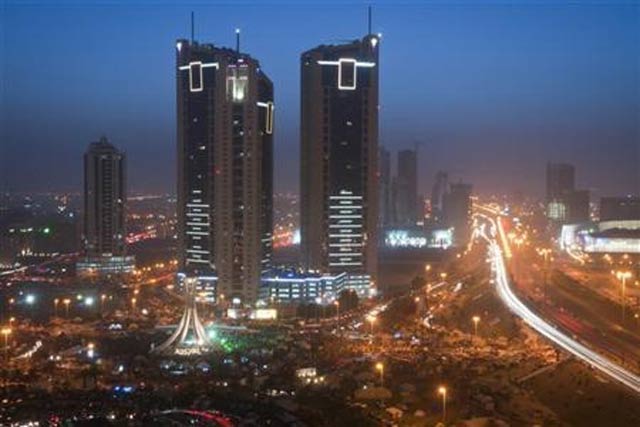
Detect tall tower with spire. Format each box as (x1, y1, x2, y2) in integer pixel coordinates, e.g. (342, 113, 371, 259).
(175, 33, 274, 306)
(299, 26, 380, 297)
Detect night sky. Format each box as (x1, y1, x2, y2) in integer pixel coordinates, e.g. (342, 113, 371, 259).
(2, 1, 638, 199)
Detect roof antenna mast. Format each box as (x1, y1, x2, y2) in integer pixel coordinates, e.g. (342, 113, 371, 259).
(236, 28, 241, 53)
(368, 5, 372, 35)
(191, 11, 195, 43)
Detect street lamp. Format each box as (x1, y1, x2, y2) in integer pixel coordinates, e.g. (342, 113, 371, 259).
(440, 272, 447, 281)
(54, 298, 60, 317)
(334, 301, 340, 321)
(87, 342, 95, 359)
(616, 271, 632, 322)
(131, 297, 137, 313)
(438, 386, 447, 423)
(63, 298, 71, 318)
(100, 294, 107, 312)
(425, 264, 431, 272)
(538, 248, 551, 297)
(375, 362, 384, 387)
(1, 328, 12, 361)
(367, 315, 377, 337)
(472, 315, 480, 336)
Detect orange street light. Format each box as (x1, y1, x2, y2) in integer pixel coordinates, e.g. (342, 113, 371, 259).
(438, 386, 447, 423)
(375, 362, 384, 387)
(366, 315, 377, 336)
(472, 315, 481, 336)
(63, 298, 71, 317)
(2, 327, 12, 360)
(616, 271, 632, 322)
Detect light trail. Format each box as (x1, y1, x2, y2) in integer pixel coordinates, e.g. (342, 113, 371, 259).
(479, 221, 640, 393)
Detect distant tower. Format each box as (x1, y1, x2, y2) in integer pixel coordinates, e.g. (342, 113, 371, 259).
(300, 33, 380, 296)
(545, 163, 588, 223)
(176, 37, 274, 305)
(443, 182, 472, 246)
(379, 146, 391, 227)
(77, 137, 134, 275)
(546, 163, 575, 201)
(430, 171, 449, 224)
(395, 149, 418, 226)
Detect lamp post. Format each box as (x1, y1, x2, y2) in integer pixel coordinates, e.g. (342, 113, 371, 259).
(367, 315, 376, 344)
(616, 271, 632, 322)
(375, 362, 384, 388)
(131, 297, 137, 313)
(2, 328, 12, 361)
(472, 315, 480, 337)
(54, 298, 59, 317)
(100, 294, 107, 312)
(63, 298, 71, 318)
(438, 386, 447, 423)
(539, 248, 551, 298)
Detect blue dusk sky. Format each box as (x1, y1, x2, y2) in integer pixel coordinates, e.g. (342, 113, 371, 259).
(1, 0, 638, 198)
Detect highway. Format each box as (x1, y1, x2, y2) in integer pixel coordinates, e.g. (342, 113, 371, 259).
(478, 215, 640, 394)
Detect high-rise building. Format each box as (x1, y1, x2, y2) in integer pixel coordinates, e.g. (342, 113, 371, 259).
(430, 171, 448, 224)
(77, 137, 134, 275)
(379, 146, 391, 227)
(545, 163, 590, 224)
(395, 149, 418, 226)
(442, 182, 472, 246)
(300, 33, 380, 296)
(546, 163, 575, 200)
(176, 38, 274, 305)
(565, 189, 590, 223)
(600, 196, 640, 221)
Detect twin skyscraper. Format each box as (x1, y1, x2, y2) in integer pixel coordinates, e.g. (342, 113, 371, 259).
(176, 31, 380, 307)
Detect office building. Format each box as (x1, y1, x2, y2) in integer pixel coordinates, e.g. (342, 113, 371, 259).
(565, 189, 590, 223)
(176, 37, 274, 306)
(300, 33, 380, 293)
(546, 163, 575, 200)
(442, 182, 472, 246)
(259, 269, 349, 305)
(545, 162, 590, 224)
(430, 171, 448, 224)
(77, 137, 134, 275)
(395, 149, 418, 226)
(600, 196, 640, 221)
(379, 146, 391, 227)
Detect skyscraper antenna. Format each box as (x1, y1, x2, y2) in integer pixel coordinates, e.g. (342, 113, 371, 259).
(236, 28, 241, 53)
(191, 11, 195, 43)
(368, 5, 372, 35)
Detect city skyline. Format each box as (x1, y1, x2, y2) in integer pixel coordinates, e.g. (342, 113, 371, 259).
(2, 3, 640, 424)
(2, 2, 638, 198)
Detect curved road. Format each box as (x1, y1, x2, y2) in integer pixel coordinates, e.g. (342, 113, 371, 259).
(478, 215, 640, 394)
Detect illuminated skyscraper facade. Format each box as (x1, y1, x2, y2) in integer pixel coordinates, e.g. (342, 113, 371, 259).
(176, 39, 274, 305)
(300, 34, 380, 295)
